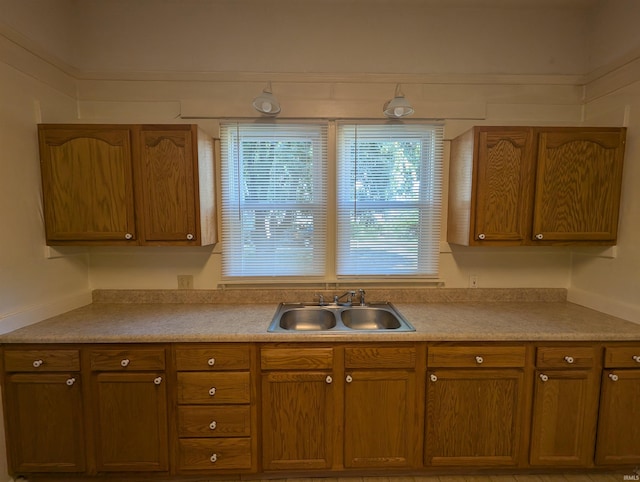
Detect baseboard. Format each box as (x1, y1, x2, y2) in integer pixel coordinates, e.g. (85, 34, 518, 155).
(567, 287, 640, 325)
(0, 291, 92, 335)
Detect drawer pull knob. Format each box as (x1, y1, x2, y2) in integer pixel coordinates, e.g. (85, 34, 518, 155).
(209, 421, 217, 430)
(564, 356, 574, 364)
(539, 373, 549, 382)
(345, 375, 353, 383)
(66, 377, 76, 386)
(153, 377, 162, 385)
(478, 233, 486, 240)
(633, 355, 640, 363)
(120, 359, 130, 367)
(209, 387, 216, 396)
(207, 358, 216, 366)
(475, 356, 484, 364)
(32, 359, 43, 368)
(210, 453, 218, 463)
(609, 373, 619, 382)
(535, 233, 544, 240)
(186, 233, 194, 240)
(125, 233, 133, 240)
(430, 374, 438, 382)
(325, 375, 333, 384)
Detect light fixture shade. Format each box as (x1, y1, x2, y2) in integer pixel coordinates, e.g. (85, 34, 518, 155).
(253, 82, 281, 115)
(383, 84, 414, 118)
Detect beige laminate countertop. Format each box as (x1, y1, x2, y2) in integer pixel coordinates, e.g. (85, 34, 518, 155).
(2, 300, 640, 343)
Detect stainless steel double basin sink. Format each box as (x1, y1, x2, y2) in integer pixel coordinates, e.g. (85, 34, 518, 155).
(267, 302, 415, 333)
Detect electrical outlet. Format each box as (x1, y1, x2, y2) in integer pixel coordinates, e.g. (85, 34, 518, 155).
(177, 275, 194, 289)
(469, 275, 479, 288)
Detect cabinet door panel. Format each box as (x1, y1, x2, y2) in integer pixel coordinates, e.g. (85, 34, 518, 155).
(533, 128, 625, 242)
(261, 371, 334, 470)
(38, 125, 136, 242)
(344, 370, 417, 468)
(425, 369, 524, 467)
(474, 128, 534, 243)
(92, 372, 168, 472)
(596, 370, 640, 465)
(5, 373, 85, 473)
(530, 370, 598, 466)
(137, 126, 198, 243)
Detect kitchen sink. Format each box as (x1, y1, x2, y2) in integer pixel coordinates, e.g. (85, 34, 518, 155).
(267, 302, 415, 333)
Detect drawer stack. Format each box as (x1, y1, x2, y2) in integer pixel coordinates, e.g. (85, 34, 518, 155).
(175, 344, 254, 472)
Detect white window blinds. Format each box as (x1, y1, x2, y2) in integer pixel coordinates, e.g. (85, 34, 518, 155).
(220, 123, 328, 278)
(336, 123, 443, 277)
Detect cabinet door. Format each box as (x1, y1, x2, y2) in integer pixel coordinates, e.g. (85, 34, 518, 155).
(91, 372, 168, 472)
(530, 370, 599, 466)
(4, 373, 85, 473)
(596, 370, 640, 465)
(425, 369, 524, 467)
(38, 125, 136, 243)
(343, 369, 417, 468)
(261, 371, 335, 471)
(533, 128, 625, 242)
(136, 126, 199, 243)
(473, 128, 535, 244)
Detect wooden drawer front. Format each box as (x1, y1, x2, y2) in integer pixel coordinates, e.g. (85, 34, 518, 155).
(428, 345, 526, 368)
(261, 347, 333, 370)
(345, 346, 416, 369)
(178, 438, 252, 470)
(175, 345, 250, 371)
(536, 346, 596, 368)
(178, 406, 251, 438)
(604, 346, 640, 368)
(89, 348, 165, 371)
(4, 349, 80, 372)
(178, 372, 250, 404)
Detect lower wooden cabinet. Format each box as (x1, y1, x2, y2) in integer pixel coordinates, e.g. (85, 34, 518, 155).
(529, 346, 600, 466)
(425, 345, 526, 467)
(89, 348, 169, 472)
(2, 348, 85, 473)
(3, 340, 640, 480)
(595, 345, 640, 465)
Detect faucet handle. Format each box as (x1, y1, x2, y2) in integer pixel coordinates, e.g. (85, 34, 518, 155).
(314, 293, 325, 305)
(358, 289, 366, 306)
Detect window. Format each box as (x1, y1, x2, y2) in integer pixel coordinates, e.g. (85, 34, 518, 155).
(337, 124, 443, 278)
(220, 123, 327, 278)
(220, 121, 443, 282)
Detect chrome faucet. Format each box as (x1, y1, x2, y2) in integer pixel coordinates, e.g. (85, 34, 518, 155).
(333, 290, 356, 305)
(358, 288, 366, 306)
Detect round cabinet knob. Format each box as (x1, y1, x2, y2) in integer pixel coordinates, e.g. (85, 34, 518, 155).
(475, 356, 484, 364)
(609, 373, 619, 382)
(186, 233, 194, 240)
(32, 359, 43, 368)
(66, 377, 76, 386)
(535, 233, 544, 240)
(539, 374, 549, 382)
(120, 359, 130, 367)
(564, 356, 575, 364)
(207, 358, 216, 366)
(477, 233, 486, 240)
(430, 374, 438, 382)
(209, 421, 217, 431)
(325, 376, 333, 384)
(153, 377, 162, 385)
(209, 387, 216, 396)
(210, 454, 218, 463)
(125, 233, 133, 240)
(632, 355, 640, 363)
(345, 375, 353, 383)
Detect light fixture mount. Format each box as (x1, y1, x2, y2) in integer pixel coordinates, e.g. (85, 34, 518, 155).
(252, 81, 281, 116)
(383, 83, 414, 118)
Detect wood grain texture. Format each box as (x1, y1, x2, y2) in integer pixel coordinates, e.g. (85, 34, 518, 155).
(4, 349, 80, 372)
(177, 372, 251, 404)
(535, 346, 597, 368)
(177, 437, 252, 470)
(603, 345, 640, 368)
(177, 405, 251, 437)
(89, 348, 165, 371)
(529, 369, 599, 466)
(175, 344, 251, 371)
(261, 347, 334, 370)
(425, 368, 524, 466)
(428, 345, 526, 368)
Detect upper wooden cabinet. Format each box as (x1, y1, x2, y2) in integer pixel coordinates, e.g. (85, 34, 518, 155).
(38, 124, 217, 246)
(447, 126, 626, 246)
